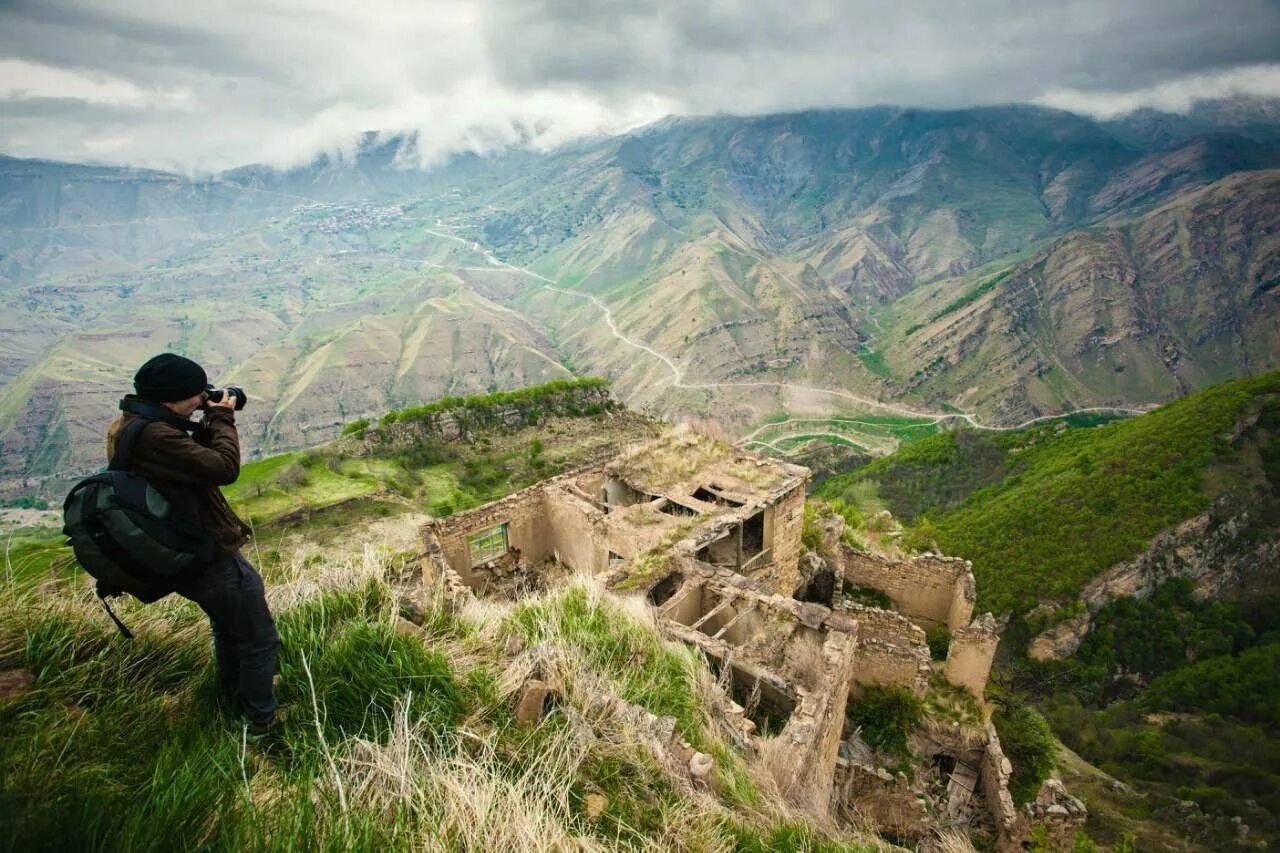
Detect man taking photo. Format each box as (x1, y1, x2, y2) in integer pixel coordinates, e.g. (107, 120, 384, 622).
(105, 353, 280, 736)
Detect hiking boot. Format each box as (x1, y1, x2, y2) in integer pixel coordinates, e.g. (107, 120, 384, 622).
(245, 714, 279, 744)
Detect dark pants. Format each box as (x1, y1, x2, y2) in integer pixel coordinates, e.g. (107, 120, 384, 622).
(177, 551, 280, 723)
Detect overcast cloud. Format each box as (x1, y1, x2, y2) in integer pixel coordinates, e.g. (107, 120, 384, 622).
(1, 0, 1279, 172)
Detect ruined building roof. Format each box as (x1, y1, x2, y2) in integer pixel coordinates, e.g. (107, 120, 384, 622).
(607, 425, 806, 501)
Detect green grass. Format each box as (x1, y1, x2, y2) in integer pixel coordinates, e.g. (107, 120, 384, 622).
(3, 533, 75, 590)
(225, 380, 637, 528)
(0, 579, 476, 851)
(855, 346, 892, 379)
(0, 560, 878, 851)
(749, 413, 944, 459)
(375, 377, 608, 427)
(821, 372, 1280, 614)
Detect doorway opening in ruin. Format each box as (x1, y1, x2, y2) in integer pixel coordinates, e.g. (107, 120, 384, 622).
(932, 753, 957, 786)
(741, 510, 767, 568)
(793, 564, 837, 606)
(647, 572, 683, 607)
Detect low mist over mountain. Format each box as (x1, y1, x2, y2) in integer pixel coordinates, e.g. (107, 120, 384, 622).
(2, 99, 1279, 492)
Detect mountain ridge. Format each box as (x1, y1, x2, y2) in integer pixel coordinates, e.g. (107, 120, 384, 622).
(2, 100, 1279, 493)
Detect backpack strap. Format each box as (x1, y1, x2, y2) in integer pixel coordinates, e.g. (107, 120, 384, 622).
(109, 416, 154, 472)
(96, 586, 135, 640)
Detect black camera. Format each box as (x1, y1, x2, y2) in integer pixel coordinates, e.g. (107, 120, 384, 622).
(204, 384, 248, 411)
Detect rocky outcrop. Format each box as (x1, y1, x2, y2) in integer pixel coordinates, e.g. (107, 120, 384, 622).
(1030, 503, 1280, 660)
(343, 385, 618, 455)
(1081, 508, 1279, 610)
(1027, 611, 1091, 662)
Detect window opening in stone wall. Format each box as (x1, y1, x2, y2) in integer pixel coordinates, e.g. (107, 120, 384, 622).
(709, 659, 796, 737)
(468, 523, 508, 566)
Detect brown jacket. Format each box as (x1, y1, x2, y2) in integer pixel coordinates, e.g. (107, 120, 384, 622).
(106, 398, 252, 554)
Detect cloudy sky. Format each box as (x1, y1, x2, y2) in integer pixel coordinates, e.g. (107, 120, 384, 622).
(2, 0, 1280, 172)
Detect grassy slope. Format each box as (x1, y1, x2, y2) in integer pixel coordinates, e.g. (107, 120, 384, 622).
(1, 566, 869, 851)
(226, 379, 643, 529)
(0, 388, 871, 851)
(818, 371, 1280, 614)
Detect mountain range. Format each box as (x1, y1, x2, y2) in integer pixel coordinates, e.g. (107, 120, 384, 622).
(2, 98, 1279, 494)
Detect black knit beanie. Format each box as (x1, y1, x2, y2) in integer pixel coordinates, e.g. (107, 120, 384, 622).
(133, 353, 208, 402)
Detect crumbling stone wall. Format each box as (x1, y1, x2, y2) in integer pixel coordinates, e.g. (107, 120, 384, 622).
(839, 546, 976, 630)
(838, 603, 926, 650)
(850, 637, 931, 697)
(424, 465, 610, 588)
(427, 482, 552, 587)
(980, 722, 1021, 848)
(765, 629, 860, 813)
(766, 485, 807, 595)
(835, 760, 930, 840)
(945, 614, 1001, 699)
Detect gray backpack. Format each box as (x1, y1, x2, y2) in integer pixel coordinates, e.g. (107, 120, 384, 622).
(62, 416, 217, 637)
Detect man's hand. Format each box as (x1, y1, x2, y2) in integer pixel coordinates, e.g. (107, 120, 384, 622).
(206, 390, 236, 411)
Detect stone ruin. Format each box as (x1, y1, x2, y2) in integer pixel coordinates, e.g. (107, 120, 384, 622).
(420, 429, 1083, 849)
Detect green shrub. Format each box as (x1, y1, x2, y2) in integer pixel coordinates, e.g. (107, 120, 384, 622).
(926, 625, 951, 661)
(341, 417, 371, 436)
(994, 700, 1058, 805)
(379, 377, 608, 427)
(1142, 644, 1280, 726)
(848, 685, 923, 771)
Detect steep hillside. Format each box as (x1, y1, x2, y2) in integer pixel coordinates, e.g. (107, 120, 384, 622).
(817, 372, 1280, 849)
(0, 381, 887, 852)
(873, 171, 1280, 423)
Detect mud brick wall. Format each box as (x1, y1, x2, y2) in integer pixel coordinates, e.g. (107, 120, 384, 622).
(840, 547, 976, 630)
(945, 615, 1000, 698)
(544, 486, 609, 573)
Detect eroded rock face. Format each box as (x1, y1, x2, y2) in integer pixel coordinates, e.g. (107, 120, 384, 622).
(1027, 611, 1091, 662)
(1082, 508, 1278, 608)
(1030, 504, 1280, 660)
